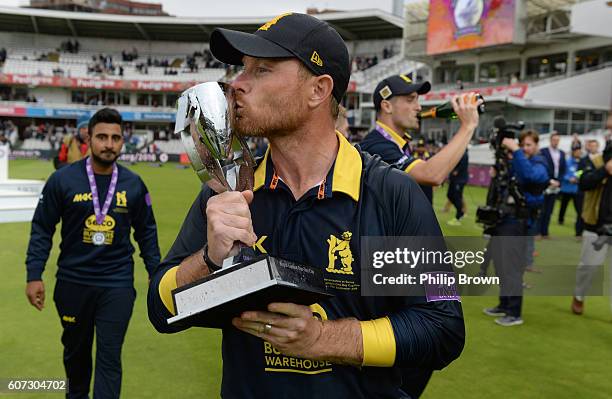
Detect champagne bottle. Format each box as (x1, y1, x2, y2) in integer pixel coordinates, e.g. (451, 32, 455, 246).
(418, 94, 485, 120)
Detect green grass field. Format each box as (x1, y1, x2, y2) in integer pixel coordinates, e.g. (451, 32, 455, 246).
(1, 159, 611, 398)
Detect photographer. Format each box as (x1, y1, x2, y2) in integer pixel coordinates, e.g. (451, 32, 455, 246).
(482, 130, 549, 326)
(571, 135, 612, 316)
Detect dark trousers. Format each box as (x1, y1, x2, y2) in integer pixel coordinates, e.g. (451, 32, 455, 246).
(446, 181, 466, 219)
(558, 192, 584, 236)
(490, 221, 528, 317)
(53, 280, 135, 399)
(539, 193, 557, 236)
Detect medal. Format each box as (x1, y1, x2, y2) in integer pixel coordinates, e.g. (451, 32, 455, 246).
(92, 232, 106, 246)
(85, 157, 118, 246)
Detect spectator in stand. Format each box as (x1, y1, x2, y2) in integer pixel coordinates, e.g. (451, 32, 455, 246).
(57, 116, 90, 169)
(558, 144, 584, 237)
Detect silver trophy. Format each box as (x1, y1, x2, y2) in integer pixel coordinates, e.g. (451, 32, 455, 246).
(170, 82, 330, 328)
(175, 81, 255, 192)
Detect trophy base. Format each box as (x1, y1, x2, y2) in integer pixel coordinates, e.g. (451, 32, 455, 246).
(167, 255, 331, 328)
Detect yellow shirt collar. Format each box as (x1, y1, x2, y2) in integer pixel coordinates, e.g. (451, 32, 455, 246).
(375, 121, 412, 148)
(253, 131, 362, 201)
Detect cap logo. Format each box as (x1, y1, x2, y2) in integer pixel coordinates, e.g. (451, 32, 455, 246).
(310, 51, 323, 67)
(379, 85, 392, 99)
(399, 74, 412, 83)
(258, 12, 292, 31)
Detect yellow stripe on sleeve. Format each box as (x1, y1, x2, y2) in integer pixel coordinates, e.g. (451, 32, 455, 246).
(404, 158, 424, 174)
(158, 266, 179, 315)
(360, 317, 396, 367)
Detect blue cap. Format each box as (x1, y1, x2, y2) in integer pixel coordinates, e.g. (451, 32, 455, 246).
(76, 115, 89, 130)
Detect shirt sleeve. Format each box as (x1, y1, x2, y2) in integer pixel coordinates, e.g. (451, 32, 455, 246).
(400, 156, 423, 174)
(25, 172, 63, 282)
(131, 177, 161, 278)
(147, 186, 211, 334)
(371, 167, 465, 369)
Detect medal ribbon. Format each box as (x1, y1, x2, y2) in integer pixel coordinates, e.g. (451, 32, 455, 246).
(375, 123, 411, 157)
(86, 157, 118, 225)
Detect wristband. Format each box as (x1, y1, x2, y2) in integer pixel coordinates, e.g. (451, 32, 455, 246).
(202, 243, 222, 272)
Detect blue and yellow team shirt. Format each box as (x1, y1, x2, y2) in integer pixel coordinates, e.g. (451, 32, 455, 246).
(360, 122, 434, 203)
(26, 158, 160, 287)
(148, 132, 464, 398)
(359, 121, 423, 173)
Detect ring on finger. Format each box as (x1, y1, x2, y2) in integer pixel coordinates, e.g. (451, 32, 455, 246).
(263, 323, 273, 334)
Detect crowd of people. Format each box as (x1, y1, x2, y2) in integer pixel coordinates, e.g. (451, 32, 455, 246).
(0, 119, 18, 147)
(0, 88, 38, 102)
(88, 53, 122, 76)
(530, 131, 610, 241)
(18, 121, 77, 150)
(0, 44, 228, 79)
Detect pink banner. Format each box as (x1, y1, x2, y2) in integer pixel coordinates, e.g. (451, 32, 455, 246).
(0, 73, 200, 92)
(422, 83, 528, 101)
(427, 0, 516, 55)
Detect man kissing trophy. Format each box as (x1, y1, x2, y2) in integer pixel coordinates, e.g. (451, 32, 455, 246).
(169, 82, 329, 328)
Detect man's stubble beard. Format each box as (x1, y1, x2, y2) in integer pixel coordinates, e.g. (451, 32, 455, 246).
(91, 150, 119, 166)
(233, 91, 309, 139)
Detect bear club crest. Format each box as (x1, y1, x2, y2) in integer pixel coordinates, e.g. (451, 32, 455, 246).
(326, 231, 354, 275)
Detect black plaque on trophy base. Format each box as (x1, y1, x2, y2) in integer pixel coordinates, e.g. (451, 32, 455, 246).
(167, 255, 332, 328)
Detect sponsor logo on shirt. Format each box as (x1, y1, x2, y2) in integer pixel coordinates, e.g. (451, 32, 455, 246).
(73, 190, 128, 207)
(262, 304, 332, 375)
(82, 214, 115, 245)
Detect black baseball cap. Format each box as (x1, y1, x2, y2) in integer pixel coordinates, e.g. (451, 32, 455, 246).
(210, 12, 350, 103)
(373, 75, 431, 111)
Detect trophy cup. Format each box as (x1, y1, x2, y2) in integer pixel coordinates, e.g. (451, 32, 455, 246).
(168, 82, 330, 328)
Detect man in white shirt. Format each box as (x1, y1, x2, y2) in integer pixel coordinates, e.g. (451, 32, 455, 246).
(539, 131, 566, 238)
